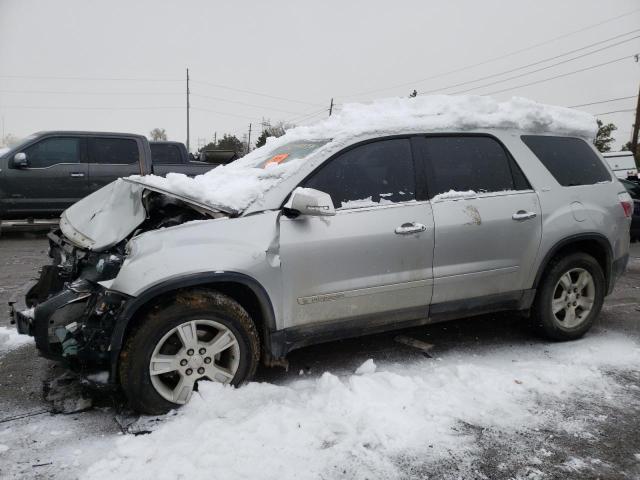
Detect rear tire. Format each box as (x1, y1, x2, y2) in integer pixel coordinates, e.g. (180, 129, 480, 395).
(119, 289, 260, 415)
(531, 252, 605, 341)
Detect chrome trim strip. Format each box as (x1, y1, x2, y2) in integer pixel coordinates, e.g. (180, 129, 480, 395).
(297, 278, 432, 305)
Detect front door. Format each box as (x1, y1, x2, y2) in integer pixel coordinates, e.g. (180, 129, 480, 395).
(279, 137, 435, 329)
(415, 135, 542, 304)
(2, 136, 88, 217)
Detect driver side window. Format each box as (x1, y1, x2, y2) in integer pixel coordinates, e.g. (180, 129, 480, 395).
(24, 137, 81, 168)
(303, 138, 415, 209)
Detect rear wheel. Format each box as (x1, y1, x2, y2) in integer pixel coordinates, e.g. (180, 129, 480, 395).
(531, 253, 605, 341)
(120, 290, 260, 414)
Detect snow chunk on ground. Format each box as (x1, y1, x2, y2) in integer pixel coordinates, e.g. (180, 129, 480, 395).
(0, 326, 32, 353)
(84, 332, 640, 480)
(129, 95, 596, 213)
(355, 359, 376, 375)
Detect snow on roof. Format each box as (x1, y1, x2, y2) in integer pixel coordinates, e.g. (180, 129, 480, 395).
(130, 95, 597, 213)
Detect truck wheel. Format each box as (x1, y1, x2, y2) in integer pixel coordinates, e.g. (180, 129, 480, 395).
(531, 252, 605, 341)
(120, 289, 260, 415)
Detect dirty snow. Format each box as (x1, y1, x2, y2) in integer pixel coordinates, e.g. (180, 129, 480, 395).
(0, 326, 31, 352)
(84, 332, 639, 480)
(128, 95, 597, 213)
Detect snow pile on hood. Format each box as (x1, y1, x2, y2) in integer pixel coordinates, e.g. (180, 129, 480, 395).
(84, 332, 639, 480)
(129, 95, 596, 213)
(0, 326, 32, 353)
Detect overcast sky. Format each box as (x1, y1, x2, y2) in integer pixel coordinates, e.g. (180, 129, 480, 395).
(0, 0, 638, 151)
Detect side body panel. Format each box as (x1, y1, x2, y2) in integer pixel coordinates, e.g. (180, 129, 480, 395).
(499, 133, 630, 290)
(430, 191, 542, 303)
(279, 201, 434, 329)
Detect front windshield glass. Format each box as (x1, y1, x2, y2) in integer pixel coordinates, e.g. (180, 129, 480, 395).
(1, 134, 39, 157)
(241, 139, 331, 169)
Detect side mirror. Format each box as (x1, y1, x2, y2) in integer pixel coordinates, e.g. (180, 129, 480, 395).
(11, 152, 28, 169)
(285, 187, 336, 217)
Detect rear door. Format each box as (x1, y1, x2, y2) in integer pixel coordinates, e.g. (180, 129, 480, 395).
(1, 136, 89, 216)
(279, 137, 435, 329)
(415, 135, 542, 305)
(88, 137, 142, 192)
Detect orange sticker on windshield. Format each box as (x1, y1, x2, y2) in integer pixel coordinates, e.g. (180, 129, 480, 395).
(264, 153, 289, 168)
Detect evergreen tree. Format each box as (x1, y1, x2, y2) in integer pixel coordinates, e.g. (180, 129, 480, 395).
(593, 120, 617, 153)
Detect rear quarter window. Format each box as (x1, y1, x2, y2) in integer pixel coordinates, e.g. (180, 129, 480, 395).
(521, 135, 611, 186)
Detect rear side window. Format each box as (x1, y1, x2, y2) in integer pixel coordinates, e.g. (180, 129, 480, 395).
(521, 136, 610, 186)
(24, 137, 81, 168)
(93, 138, 139, 165)
(151, 144, 182, 164)
(422, 136, 528, 197)
(303, 138, 415, 209)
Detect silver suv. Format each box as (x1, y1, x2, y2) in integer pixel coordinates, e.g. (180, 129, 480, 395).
(12, 110, 633, 414)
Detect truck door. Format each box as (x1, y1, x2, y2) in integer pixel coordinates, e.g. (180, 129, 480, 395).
(1, 136, 89, 217)
(88, 137, 143, 192)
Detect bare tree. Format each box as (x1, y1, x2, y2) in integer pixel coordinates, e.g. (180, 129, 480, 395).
(149, 128, 167, 141)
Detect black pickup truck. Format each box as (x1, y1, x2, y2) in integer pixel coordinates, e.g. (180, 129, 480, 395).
(0, 131, 216, 220)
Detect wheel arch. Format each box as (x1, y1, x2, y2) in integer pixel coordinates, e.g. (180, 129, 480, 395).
(108, 272, 277, 381)
(533, 233, 613, 293)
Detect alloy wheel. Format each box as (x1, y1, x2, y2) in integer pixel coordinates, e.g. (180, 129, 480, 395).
(148, 319, 241, 404)
(550, 268, 595, 329)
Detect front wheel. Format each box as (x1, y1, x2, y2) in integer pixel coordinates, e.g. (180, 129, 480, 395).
(531, 252, 605, 341)
(119, 290, 260, 415)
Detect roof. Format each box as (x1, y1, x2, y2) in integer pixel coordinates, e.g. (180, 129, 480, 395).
(32, 130, 147, 139)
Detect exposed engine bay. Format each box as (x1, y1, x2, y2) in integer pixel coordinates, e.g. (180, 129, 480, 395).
(10, 190, 227, 378)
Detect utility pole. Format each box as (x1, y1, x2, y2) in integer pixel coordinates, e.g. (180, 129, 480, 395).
(186, 68, 190, 153)
(631, 82, 640, 161)
(247, 123, 252, 154)
(329, 98, 334, 116)
(213, 132, 217, 146)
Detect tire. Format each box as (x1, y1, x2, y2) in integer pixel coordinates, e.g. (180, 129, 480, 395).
(531, 252, 605, 341)
(119, 289, 260, 415)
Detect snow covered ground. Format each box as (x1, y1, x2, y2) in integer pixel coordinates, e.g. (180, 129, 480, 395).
(0, 326, 32, 353)
(81, 332, 640, 480)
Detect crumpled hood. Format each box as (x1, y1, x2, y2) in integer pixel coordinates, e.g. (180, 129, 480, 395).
(60, 179, 147, 251)
(60, 178, 226, 251)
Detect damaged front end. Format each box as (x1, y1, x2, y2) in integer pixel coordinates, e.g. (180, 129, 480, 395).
(10, 178, 229, 381)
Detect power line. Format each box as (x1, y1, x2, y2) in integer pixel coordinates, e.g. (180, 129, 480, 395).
(593, 108, 635, 115)
(568, 96, 637, 108)
(0, 105, 182, 110)
(191, 80, 324, 107)
(420, 32, 640, 95)
(190, 106, 262, 121)
(480, 53, 639, 96)
(191, 93, 305, 116)
(0, 74, 181, 82)
(0, 89, 182, 95)
(285, 107, 328, 124)
(339, 7, 640, 99)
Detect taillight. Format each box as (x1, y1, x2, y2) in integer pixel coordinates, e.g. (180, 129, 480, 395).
(619, 192, 633, 218)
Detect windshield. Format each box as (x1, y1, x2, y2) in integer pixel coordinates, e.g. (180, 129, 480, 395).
(1, 134, 39, 157)
(241, 139, 331, 169)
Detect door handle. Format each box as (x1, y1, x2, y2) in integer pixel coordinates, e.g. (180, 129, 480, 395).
(395, 222, 427, 235)
(512, 210, 537, 221)
(69, 172, 85, 178)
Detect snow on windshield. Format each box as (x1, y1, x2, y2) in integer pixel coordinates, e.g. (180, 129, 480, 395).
(129, 95, 597, 213)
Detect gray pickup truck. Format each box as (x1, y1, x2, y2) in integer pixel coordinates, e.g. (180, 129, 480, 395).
(0, 131, 216, 220)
